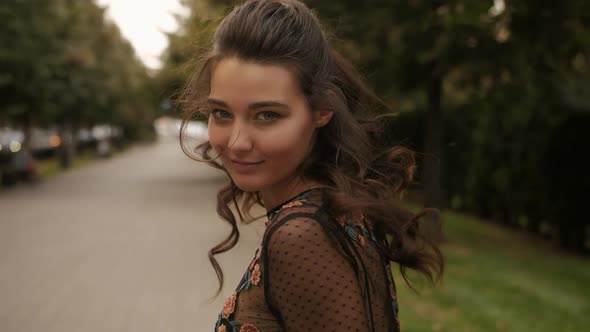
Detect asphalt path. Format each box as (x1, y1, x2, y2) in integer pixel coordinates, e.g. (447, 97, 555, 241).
(0, 138, 266, 332)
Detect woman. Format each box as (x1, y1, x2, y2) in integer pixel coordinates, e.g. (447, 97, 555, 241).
(179, 1, 444, 331)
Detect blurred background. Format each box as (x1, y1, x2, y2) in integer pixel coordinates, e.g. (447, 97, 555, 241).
(0, 0, 588, 331)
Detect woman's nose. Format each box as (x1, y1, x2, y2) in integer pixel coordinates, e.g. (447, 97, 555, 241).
(227, 124, 253, 152)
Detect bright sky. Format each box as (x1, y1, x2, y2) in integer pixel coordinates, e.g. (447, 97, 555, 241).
(96, 0, 187, 69)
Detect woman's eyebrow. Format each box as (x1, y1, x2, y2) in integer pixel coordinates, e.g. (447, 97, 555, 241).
(207, 98, 290, 110)
(248, 101, 290, 110)
(207, 98, 229, 107)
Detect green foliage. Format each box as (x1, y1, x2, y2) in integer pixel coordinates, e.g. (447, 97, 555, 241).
(156, 0, 223, 116)
(0, 0, 157, 140)
(305, 0, 590, 251)
(453, 0, 590, 251)
(160, 0, 590, 252)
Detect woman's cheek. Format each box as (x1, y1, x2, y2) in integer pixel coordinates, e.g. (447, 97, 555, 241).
(207, 116, 217, 140)
(208, 124, 226, 154)
(262, 126, 308, 157)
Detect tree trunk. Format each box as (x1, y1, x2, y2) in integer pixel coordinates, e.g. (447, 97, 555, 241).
(21, 113, 32, 152)
(423, 75, 444, 209)
(422, 70, 446, 243)
(58, 123, 76, 169)
(525, 203, 542, 234)
(559, 222, 588, 254)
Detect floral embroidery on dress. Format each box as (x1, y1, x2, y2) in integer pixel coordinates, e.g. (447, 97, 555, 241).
(281, 200, 304, 209)
(215, 241, 264, 331)
(266, 198, 308, 227)
(215, 312, 241, 332)
(337, 212, 376, 247)
(239, 323, 259, 332)
(215, 317, 242, 332)
(222, 292, 237, 319)
(337, 211, 401, 330)
(251, 264, 261, 285)
(266, 188, 319, 224)
(216, 188, 323, 332)
(358, 234, 367, 246)
(236, 261, 261, 292)
(384, 261, 401, 331)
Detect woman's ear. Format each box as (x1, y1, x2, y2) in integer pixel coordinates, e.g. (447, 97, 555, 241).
(314, 109, 334, 128)
(314, 90, 336, 128)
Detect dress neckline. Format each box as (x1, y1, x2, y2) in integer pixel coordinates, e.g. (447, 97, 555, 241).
(265, 187, 326, 218)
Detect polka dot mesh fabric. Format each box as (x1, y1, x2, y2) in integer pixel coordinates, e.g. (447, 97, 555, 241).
(214, 188, 401, 332)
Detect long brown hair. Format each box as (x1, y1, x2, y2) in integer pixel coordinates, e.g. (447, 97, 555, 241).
(179, 0, 444, 297)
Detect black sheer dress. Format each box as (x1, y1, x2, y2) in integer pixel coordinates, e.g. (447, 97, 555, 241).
(214, 187, 401, 332)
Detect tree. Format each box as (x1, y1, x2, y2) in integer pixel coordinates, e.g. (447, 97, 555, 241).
(159, 0, 590, 251)
(0, 0, 158, 168)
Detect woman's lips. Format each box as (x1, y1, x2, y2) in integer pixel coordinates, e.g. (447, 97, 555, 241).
(232, 160, 264, 164)
(230, 160, 264, 174)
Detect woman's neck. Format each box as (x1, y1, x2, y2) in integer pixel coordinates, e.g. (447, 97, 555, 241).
(259, 177, 325, 214)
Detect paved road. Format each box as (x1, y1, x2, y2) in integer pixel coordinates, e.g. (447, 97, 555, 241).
(0, 139, 266, 332)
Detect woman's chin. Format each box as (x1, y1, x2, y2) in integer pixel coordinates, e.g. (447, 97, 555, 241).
(230, 177, 263, 193)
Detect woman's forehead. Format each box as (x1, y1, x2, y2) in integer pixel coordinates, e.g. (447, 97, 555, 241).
(209, 57, 304, 106)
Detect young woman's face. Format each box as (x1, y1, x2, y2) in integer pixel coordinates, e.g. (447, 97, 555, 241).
(207, 57, 324, 193)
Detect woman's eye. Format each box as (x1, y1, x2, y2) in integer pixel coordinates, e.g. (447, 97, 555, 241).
(255, 111, 281, 122)
(211, 109, 231, 120)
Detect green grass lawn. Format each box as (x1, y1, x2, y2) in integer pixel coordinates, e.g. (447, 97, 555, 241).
(393, 206, 590, 332)
(37, 145, 132, 180)
(37, 152, 96, 179)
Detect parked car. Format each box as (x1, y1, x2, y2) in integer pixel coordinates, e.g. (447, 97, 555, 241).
(0, 128, 38, 185)
(0, 124, 123, 186)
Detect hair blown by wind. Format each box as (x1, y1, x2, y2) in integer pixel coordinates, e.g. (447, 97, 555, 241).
(177, 0, 444, 298)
